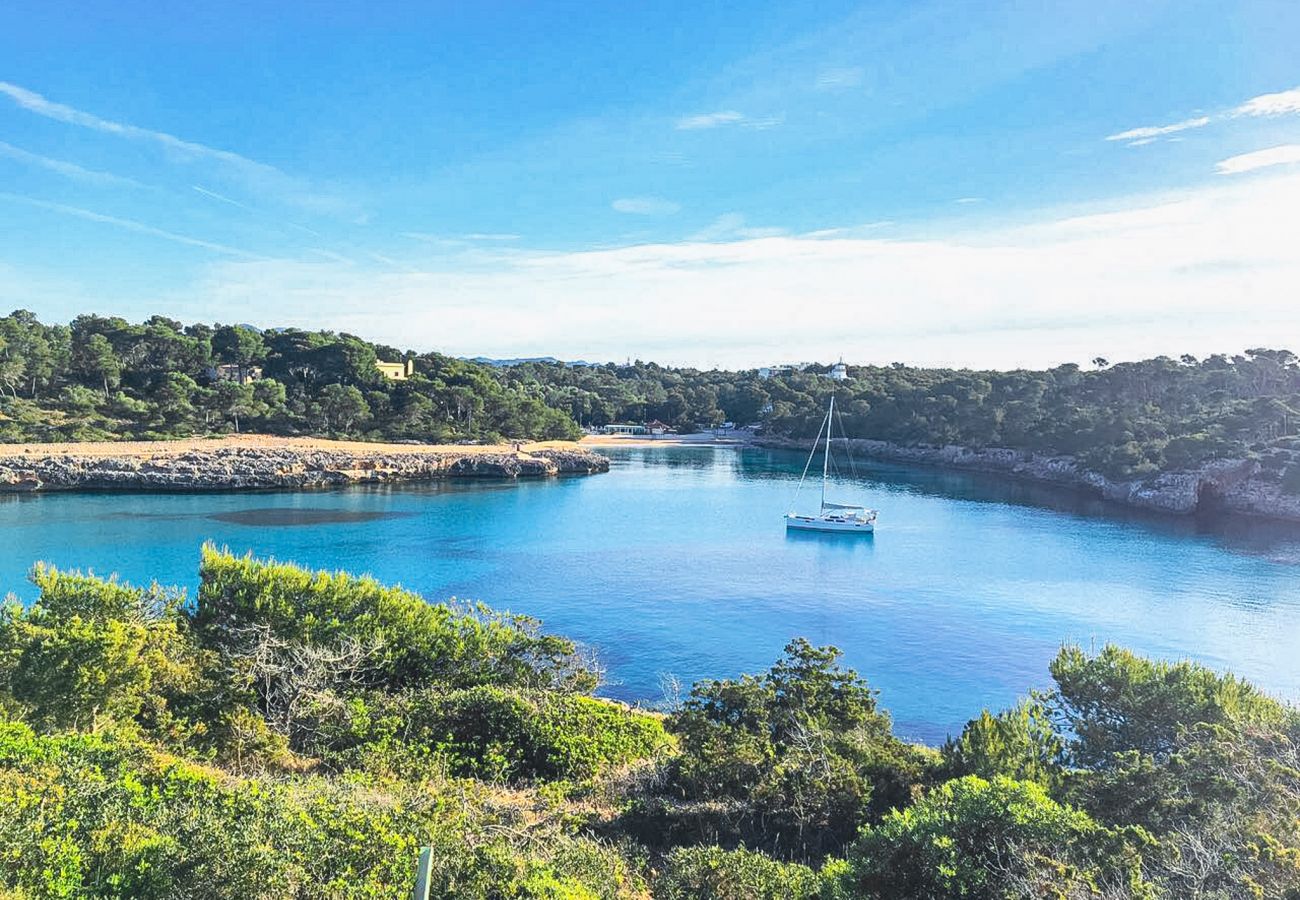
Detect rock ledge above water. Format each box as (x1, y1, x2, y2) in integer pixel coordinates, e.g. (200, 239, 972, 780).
(0, 444, 609, 493)
(756, 436, 1300, 524)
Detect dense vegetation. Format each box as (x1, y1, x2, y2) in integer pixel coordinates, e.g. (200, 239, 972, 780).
(2, 551, 1296, 898)
(503, 353, 1300, 479)
(4, 308, 1300, 481)
(0, 311, 578, 443)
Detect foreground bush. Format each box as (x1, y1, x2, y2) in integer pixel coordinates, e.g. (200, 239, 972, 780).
(195, 545, 596, 694)
(651, 639, 940, 861)
(655, 845, 830, 899)
(0, 722, 645, 900)
(4, 551, 1300, 898)
(842, 775, 1149, 899)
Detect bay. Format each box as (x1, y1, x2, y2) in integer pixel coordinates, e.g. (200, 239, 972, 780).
(3, 445, 1299, 743)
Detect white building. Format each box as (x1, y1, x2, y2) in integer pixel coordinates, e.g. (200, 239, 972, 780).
(829, 360, 849, 381)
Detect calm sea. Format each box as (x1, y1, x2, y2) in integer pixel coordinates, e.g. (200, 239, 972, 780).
(3, 445, 1299, 743)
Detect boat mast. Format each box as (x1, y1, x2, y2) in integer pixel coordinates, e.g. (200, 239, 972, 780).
(821, 395, 833, 511)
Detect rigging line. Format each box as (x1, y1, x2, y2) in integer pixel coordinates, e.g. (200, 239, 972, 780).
(788, 404, 829, 514)
(836, 404, 860, 481)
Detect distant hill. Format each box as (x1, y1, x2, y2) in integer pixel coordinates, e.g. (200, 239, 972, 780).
(465, 356, 605, 368)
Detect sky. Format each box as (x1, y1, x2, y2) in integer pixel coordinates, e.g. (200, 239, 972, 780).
(2, 0, 1299, 369)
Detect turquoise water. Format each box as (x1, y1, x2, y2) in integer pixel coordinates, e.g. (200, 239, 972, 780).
(3, 446, 1300, 743)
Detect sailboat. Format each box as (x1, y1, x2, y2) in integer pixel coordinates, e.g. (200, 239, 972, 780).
(784, 395, 877, 533)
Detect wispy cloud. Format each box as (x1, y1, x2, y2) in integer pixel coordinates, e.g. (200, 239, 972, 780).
(0, 191, 266, 259)
(1232, 86, 1300, 118)
(689, 213, 784, 241)
(0, 81, 352, 216)
(0, 82, 281, 177)
(1216, 144, 1300, 175)
(306, 248, 355, 265)
(192, 184, 252, 210)
(1106, 85, 1300, 146)
(0, 140, 143, 188)
(675, 110, 744, 130)
(403, 232, 520, 243)
(815, 67, 864, 90)
(955, 197, 984, 204)
(1105, 116, 1211, 143)
(185, 170, 1300, 369)
(612, 197, 681, 215)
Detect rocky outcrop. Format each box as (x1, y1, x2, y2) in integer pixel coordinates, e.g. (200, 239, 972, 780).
(0, 445, 609, 493)
(755, 436, 1300, 523)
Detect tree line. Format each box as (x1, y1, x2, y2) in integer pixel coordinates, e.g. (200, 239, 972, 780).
(0, 550, 1295, 897)
(5, 309, 1299, 485)
(505, 352, 1300, 480)
(0, 310, 578, 443)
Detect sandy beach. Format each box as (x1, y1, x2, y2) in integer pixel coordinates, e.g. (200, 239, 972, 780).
(0, 435, 609, 492)
(0, 434, 584, 460)
(576, 432, 751, 449)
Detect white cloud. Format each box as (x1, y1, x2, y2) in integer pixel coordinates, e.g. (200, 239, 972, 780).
(306, 248, 355, 265)
(175, 170, 1300, 369)
(1216, 144, 1300, 175)
(1232, 86, 1300, 118)
(675, 110, 744, 130)
(612, 197, 681, 215)
(1105, 85, 1300, 146)
(955, 197, 984, 204)
(0, 191, 266, 260)
(0, 81, 279, 176)
(815, 67, 864, 90)
(1105, 116, 1211, 142)
(0, 81, 351, 215)
(0, 140, 142, 188)
(400, 232, 522, 250)
(192, 184, 252, 209)
(690, 213, 785, 241)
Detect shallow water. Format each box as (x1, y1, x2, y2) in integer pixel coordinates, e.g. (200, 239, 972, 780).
(3, 445, 1299, 743)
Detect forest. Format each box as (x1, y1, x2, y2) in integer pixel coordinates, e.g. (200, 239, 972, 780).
(504, 353, 1300, 480)
(0, 550, 1296, 898)
(4, 310, 1300, 484)
(0, 311, 578, 444)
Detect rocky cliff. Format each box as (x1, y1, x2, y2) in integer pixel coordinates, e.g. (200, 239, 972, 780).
(0, 445, 609, 493)
(756, 437, 1300, 523)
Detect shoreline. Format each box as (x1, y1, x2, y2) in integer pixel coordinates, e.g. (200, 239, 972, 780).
(753, 435, 1300, 525)
(577, 432, 751, 449)
(0, 435, 608, 493)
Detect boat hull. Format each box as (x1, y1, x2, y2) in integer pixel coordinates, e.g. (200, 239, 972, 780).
(784, 514, 874, 533)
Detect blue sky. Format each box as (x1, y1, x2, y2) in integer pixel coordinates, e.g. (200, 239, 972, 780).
(2, 0, 1299, 367)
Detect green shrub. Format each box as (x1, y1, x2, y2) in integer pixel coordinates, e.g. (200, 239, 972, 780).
(0, 722, 644, 899)
(663, 639, 939, 860)
(1, 567, 205, 737)
(1049, 644, 1296, 768)
(195, 546, 595, 693)
(655, 845, 826, 899)
(400, 686, 670, 783)
(841, 776, 1144, 899)
(942, 699, 1064, 789)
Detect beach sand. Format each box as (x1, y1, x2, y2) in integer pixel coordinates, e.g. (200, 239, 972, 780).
(0, 434, 584, 460)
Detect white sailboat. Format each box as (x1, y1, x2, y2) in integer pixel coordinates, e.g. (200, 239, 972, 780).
(784, 395, 877, 533)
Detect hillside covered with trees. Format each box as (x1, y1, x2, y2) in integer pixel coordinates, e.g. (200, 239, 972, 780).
(0, 311, 578, 444)
(1, 550, 1297, 898)
(5, 310, 1299, 487)
(505, 351, 1300, 480)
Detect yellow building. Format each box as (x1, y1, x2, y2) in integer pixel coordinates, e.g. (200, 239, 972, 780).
(376, 359, 415, 380)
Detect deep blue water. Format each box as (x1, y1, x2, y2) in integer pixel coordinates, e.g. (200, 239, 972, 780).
(3, 445, 1300, 743)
